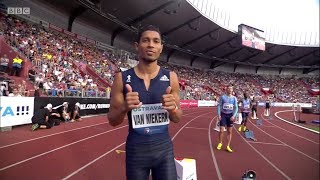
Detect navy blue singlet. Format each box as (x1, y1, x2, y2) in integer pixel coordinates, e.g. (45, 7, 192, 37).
(122, 67, 171, 143)
(122, 67, 177, 180)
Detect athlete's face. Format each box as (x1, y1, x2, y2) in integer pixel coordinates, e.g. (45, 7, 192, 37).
(227, 86, 233, 95)
(135, 30, 163, 62)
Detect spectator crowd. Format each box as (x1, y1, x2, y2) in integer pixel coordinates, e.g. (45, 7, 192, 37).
(0, 12, 318, 105)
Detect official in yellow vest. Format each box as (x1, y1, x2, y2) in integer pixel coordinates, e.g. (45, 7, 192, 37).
(10, 55, 23, 76)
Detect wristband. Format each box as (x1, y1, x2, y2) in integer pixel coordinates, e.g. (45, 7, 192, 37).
(172, 104, 178, 113)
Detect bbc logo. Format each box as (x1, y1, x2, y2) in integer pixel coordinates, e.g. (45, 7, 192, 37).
(7, 7, 30, 15)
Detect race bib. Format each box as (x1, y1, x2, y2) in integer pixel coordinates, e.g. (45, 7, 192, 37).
(223, 103, 233, 111)
(131, 103, 170, 129)
(244, 104, 250, 109)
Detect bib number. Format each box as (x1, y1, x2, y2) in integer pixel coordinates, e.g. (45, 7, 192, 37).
(223, 103, 233, 111)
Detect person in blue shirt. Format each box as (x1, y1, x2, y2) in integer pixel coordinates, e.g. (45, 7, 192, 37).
(217, 85, 238, 153)
(107, 25, 182, 180)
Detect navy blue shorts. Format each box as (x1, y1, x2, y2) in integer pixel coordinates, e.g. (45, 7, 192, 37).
(220, 113, 233, 127)
(242, 112, 250, 120)
(266, 103, 270, 109)
(126, 139, 177, 180)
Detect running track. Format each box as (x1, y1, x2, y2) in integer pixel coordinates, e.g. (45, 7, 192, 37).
(0, 107, 319, 180)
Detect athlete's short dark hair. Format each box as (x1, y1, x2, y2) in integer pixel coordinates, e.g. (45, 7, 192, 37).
(136, 25, 162, 43)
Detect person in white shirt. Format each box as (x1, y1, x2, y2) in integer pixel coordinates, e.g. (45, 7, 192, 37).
(0, 54, 9, 73)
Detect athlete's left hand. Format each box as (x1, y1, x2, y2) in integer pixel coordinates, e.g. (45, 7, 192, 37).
(230, 116, 235, 122)
(162, 86, 177, 112)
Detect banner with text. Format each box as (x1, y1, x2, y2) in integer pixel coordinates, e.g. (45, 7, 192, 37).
(0, 97, 35, 127)
(198, 100, 217, 107)
(33, 97, 110, 116)
(180, 100, 198, 108)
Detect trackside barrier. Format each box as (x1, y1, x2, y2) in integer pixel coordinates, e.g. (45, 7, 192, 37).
(0, 97, 110, 129)
(1, 97, 312, 129)
(180, 100, 312, 108)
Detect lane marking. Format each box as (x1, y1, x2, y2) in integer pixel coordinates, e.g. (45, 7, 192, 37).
(0, 122, 108, 149)
(185, 126, 208, 131)
(208, 117, 223, 180)
(62, 142, 126, 180)
(250, 117, 319, 163)
(274, 110, 319, 134)
(0, 125, 128, 171)
(247, 141, 287, 146)
(262, 113, 319, 144)
(234, 126, 292, 180)
(63, 111, 213, 179)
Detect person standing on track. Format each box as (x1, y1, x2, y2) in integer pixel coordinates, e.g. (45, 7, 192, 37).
(238, 92, 251, 132)
(251, 96, 258, 119)
(216, 85, 238, 153)
(265, 97, 271, 116)
(107, 25, 182, 180)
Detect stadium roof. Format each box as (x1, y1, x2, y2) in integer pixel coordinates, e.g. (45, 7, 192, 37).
(30, 0, 320, 72)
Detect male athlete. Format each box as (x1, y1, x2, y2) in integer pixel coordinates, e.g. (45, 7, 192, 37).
(265, 97, 271, 116)
(238, 92, 251, 132)
(251, 96, 258, 119)
(107, 25, 182, 180)
(217, 85, 238, 153)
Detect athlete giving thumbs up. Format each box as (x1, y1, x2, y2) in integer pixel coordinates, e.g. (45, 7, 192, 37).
(107, 25, 182, 180)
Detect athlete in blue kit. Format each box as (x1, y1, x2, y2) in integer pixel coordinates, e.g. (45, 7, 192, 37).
(238, 92, 251, 132)
(108, 25, 182, 180)
(216, 85, 238, 153)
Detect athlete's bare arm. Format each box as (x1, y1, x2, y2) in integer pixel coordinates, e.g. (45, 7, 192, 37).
(108, 72, 142, 126)
(168, 71, 182, 123)
(107, 72, 127, 126)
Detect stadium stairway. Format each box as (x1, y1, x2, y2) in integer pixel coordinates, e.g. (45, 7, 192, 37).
(0, 36, 36, 95)
(204, 85, 221, 96)
(299, 79, 311, 89)
(249, 76, 263, 91)
(0, 36, 33, 79)
(72, 61, 111, 91)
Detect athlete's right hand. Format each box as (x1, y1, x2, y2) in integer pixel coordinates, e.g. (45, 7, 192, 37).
(218, 115, 221, 121)
(124, 84, 142, 111)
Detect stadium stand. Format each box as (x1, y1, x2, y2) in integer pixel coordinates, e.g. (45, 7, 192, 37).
(0, 12, 318, 105)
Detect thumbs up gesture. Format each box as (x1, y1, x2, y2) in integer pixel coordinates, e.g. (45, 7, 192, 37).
(125, 84, 142, 111)
(162, 86, 177, 112)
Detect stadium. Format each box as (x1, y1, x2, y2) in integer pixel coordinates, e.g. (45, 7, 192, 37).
(0, 0, 319, 179)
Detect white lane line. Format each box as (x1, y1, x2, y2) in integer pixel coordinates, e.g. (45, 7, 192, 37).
(61, 142, 126, 180)
(234, 126, 292, 180)
(259, 125, 276, 128)
(262, 112, 319, 144)
(0, 125, 128, 171)
(63, 111, 213, 179)
(208, 117, 223, 180)
(0, 122, 108, 149)
(247, 141, 287, 146)
(249, 119, 319, 163)
(185, 126, 208, 131)
(273, 110, 319, 134)
(171, 112, 212, 140)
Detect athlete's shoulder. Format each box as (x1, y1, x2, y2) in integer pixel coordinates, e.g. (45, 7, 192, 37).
(122, 67, 134, 75)
(161, 67, 178, 82)
(232, 95, 237, 101)
(160, 66, 171, 73)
